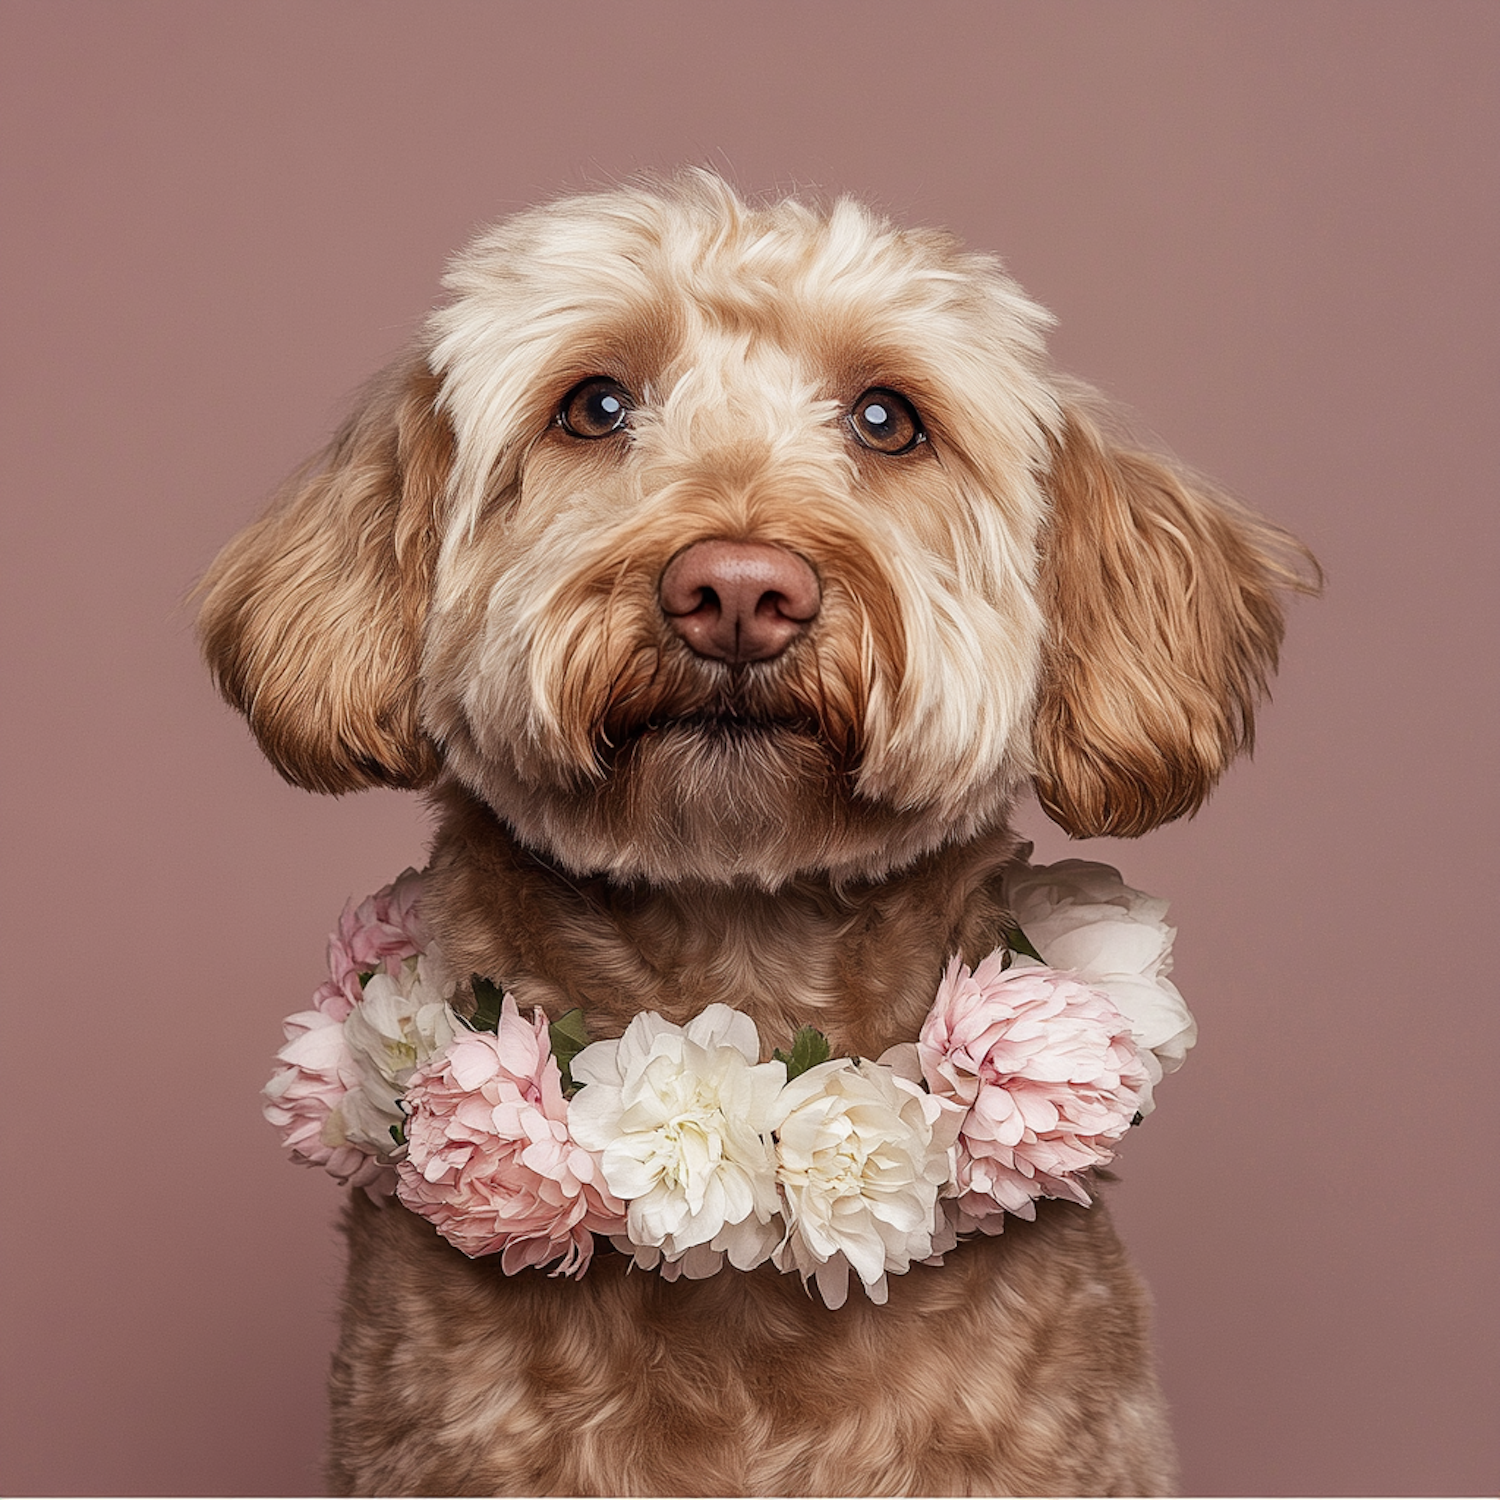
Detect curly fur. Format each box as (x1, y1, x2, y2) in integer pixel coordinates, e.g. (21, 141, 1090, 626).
(199, 171, 1314, 1496)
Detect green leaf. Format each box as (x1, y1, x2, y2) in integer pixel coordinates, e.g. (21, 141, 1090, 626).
(467, 975, 507, 1033)
(548, 1008, 592, 1095)
(773, 1025, 832, 1082)
(1001, 920, 1046, 965)
(389, 1119, 406, 1147)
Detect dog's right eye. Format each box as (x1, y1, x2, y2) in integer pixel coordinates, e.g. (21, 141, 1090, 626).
(847, 388, 924, 455)
(558, 378, 633, 439)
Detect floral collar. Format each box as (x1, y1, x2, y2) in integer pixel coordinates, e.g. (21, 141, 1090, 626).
(265, 856, 1193, 1309)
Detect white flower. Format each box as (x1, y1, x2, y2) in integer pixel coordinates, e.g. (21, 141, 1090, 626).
(1004, 857, 1194, 1113)
(770, 1058, 962, 1309)
(568, 1005, 786, 1273)
(331, 955, 459, 1155)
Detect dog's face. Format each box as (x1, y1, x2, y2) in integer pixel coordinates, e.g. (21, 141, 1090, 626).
(200, 174, 1301, 886)
(421, 181, 1058, 884)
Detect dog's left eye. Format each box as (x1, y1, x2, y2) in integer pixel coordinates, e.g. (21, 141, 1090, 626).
(848, 388, 924, 454)
(558, 378, 633, 439)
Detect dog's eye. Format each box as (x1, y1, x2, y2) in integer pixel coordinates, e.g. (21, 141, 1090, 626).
(847, 388, 924, 454)
(559, 378, 633, 439)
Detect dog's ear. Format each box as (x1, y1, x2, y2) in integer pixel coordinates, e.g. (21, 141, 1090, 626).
(197, 356, 450, 794)
(1033, 403, 1317, 838)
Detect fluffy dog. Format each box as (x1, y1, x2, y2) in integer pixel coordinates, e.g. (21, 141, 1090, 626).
(200, 172, 1309, 1496)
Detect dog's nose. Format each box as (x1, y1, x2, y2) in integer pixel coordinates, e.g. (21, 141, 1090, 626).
(660, 540, 821, 663)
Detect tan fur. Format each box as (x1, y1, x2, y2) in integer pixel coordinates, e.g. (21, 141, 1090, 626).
(334, 801, 1175, 1496)
(198, 359, 450, 793)
(1034, 403, 1317, 837)
(201, 172, 1312, 1495)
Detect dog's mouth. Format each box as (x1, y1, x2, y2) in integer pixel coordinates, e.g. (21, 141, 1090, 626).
(601, 709, 846, 773)
(594, 647, 860, 770)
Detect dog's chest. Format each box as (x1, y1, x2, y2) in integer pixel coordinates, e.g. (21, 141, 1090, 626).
(330, 1190, 1177, 1497)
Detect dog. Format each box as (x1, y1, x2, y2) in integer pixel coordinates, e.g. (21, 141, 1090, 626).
(199, 171, 1310, 1496)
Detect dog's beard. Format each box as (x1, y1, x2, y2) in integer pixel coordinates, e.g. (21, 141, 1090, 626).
(441, 655, 1012, 889)
(452, 721, 1009, 889)
(601, 717, 846, 865)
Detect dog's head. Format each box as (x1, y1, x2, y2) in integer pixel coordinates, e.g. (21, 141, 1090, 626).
(200, 172, 1309, 886)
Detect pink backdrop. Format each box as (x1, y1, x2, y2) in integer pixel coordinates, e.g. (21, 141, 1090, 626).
(3, 3, 1496, 1494)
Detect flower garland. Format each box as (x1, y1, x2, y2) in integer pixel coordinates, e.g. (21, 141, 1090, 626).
(264, 857, 1194, 1309)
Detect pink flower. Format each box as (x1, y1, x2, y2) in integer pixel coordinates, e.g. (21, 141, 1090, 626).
(397, 995, 625, 1276)
(263, 1009, 395, 1197)
(320, 868, 428, 1021)
(918, 955, 1148, 1227)
(263, 870, 433, 1195)
(1003, 856, 1194, 1112)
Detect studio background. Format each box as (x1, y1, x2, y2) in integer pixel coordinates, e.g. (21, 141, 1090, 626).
(3, 4, 1495, 1495)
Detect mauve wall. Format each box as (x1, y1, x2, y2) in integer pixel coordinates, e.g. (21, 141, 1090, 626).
(3, 3, 1496, 1494)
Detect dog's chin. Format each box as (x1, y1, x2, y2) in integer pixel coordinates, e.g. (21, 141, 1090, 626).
(452, 719, 1012, 890)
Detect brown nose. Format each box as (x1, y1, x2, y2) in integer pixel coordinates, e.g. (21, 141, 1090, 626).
(660, 540, 821, 663)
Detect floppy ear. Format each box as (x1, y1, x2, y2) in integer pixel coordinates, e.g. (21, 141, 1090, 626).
(1033, 403, 1317, 838)
(197, 355, 450, 794)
